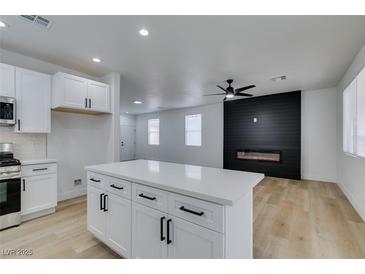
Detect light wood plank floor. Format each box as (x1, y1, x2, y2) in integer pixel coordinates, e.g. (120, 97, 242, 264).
(1, 177, 364, 259)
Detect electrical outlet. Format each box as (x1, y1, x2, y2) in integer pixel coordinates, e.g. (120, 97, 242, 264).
(74, 179, 82, 186)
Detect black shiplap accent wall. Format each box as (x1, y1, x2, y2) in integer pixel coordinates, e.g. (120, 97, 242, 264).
(224, 91, 301, 179)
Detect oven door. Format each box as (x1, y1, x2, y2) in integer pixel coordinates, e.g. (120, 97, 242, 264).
(0, 178, 21, 216)
(0, 96, 16, 125)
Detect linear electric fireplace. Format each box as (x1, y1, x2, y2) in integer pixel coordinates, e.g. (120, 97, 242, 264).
(236, 150, 281, 163)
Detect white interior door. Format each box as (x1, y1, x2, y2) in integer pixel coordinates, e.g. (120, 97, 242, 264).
(120, 125, 136, 161)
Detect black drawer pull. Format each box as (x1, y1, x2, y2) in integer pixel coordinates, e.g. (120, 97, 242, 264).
(179, 206, 204, 216)
(100, 193, 104, 210)
(90, 178, 101, 182)
(167, 219, 172, 244)
(110, 184, 124, 190)
(138, 193, 156, 201)
(103, 194, 108, 212)
(32, 168, 48, 172)
(160, 217, 166, 241)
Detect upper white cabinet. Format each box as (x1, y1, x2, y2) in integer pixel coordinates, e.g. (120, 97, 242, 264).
(52, 72, 110, 114)
(15, 68, 51, 133)
(0, 63, 15, 97)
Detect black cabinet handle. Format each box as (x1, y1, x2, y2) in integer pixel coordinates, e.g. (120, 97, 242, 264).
(90, 178, 101, 182)
(160, 217, 166, 241)
(167, 219, 172, 244)
(110, 184, 123, 190)
(179, 206, 204, 216)
(89, 98, 91, 109)
(138, 193, 156, 201)
(100, 193, 104, 210)
(32, 168, 48, 172)
(85, 98, 88, 108)
(103, 194, 108, 212)
(23, 179, 26, 192)
(18, 119, 21, 131)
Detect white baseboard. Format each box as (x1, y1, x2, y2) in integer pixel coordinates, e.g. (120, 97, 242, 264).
(337, 182, 365, 222)
(58, 188, 86, 202)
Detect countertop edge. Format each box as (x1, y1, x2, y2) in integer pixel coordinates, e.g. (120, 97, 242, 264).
(85, 166, 264, 206)
(21, 159, 57, 165)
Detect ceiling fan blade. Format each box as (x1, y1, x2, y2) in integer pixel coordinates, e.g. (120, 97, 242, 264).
(235, 85, 256, 93)
(203, 93, 227, 96)
(216, 85, 227, 92)
(235, 93, 253, 97)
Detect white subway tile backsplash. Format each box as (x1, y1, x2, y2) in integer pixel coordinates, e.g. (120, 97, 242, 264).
(0, 127, 47, 160)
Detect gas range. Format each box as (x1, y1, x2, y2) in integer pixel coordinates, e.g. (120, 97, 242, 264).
(0, 143, 21, 230)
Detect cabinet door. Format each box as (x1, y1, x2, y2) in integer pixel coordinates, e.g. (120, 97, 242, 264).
(62, 74, 88, 109)
(132, 203, 167, 258)
(167, 216, 224, 259)
(87, 80, 110, 112)
(106, 193, 131, 258)
(21, 174, 57, 216)
(15, 68, 51, 133)
(87, 185, 107, 241)
(0, 63, 15, 97)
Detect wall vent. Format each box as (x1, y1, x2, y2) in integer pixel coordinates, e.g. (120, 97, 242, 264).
(19, 15, 53, 30)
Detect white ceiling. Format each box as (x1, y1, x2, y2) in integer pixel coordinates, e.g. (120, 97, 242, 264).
(1, 15, 365, 114)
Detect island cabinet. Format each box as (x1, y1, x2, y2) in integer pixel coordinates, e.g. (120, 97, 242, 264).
(85, 160, 263, 259)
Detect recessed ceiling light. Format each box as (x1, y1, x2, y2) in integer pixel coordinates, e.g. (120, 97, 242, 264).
(0, 20, 8, 28)
(271, 75, 287, 82)
(133, 100, 142, 104)
(125, 111, 129, 114)
(226, 94, 234, 99)
(139, 28, 149, 36)
(92, 57, 101, 63)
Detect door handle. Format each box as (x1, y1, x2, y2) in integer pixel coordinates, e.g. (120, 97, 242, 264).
(138, 193, 156, 201)
(89, 98, 91, 109)
(100, 193, 104, 210)
(85, 98, 88, 108)
(18, 119, 21, 131)
(110, 184, 123, 190)
(103, 194, 108, 212)
(23, 179, 26, 191)
(179, 206, 204, 216)
(160, 216, 166, 241)
(32, 168, 48, 172)
(167, 219, 172, 244)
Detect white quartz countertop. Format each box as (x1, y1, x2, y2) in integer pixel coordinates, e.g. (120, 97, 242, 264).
(85, 160, 264, 206)
(21, 159, 57, 165)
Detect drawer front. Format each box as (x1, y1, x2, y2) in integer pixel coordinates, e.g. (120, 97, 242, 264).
(105, 176, 131, 200)
(168, 193, 224, 233)
(87, 172, 105, 189)
(132, 184, 168, 212)
(21, 163, 57, 177)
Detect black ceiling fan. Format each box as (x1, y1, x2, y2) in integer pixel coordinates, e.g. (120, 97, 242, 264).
(204, 79, 255, 101)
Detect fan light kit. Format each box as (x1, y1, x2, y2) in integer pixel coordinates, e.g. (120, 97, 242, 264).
(0, 20, 8, 28)
(139, 28, 149, 36)
(133, 100, 142, 104)
(204, 79, 255, 101)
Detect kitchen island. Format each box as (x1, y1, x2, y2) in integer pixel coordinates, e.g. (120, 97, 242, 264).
(85, 160, 264, 259)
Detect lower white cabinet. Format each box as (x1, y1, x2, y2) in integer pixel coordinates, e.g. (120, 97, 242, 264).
(86, 171, 243, 259)
(87, 184, 131, 258)
(21, 162, 57, 219)
(132, 203, 168, 259)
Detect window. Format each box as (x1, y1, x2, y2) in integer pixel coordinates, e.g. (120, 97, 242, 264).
(343, 66, 365, 157)
(148, 119, 159, 145)
(185, 114, 202, 146)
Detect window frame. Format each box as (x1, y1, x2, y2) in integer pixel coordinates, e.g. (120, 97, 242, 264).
(185, 114, 202, 147)
(148, 118, 160, 146)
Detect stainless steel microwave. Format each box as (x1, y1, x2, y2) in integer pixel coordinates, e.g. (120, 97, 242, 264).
(0, 96, 16, 126)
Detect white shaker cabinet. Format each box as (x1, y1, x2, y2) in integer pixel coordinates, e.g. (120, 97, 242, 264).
(21, 162, 57, 220)
(15, 68, 51, 133)
(0, 63, 15, 97)
(132, 203, 168, 259)
(52, 72, 110, 114)
(87, 185, 107, 241)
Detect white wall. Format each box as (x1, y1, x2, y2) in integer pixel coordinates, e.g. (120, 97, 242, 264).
(301, 88, 338, 182)
(0, 48, 120, 201)
(136, 103, 223, 168)
(337, 42, 365, 221)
